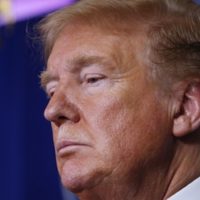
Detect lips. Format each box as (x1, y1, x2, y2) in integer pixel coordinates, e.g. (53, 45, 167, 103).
(56, 140, 89, 156)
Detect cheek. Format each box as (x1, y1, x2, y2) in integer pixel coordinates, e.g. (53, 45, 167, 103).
(88, 87, 143, 139)
(86, 94, 137, 157)
(51, 124, 59, 142)
(87, 89, 172, 164)
(51, 124, 63, 172)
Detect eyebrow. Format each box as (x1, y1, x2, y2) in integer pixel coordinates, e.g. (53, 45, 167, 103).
(40, 55, 113, 90)
(40, 71, 58, 91)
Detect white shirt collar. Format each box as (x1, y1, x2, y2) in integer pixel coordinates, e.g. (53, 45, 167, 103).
(167, 177, 200, 200)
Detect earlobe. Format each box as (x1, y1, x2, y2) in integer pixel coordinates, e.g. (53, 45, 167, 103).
(173, 82, 200, 137)
(173, 115, 191, 137)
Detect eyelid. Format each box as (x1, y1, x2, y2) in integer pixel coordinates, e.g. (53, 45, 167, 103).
(46, 81, 58, 97)
(83, 73, 106, 82)
(84, 73, 105, 78)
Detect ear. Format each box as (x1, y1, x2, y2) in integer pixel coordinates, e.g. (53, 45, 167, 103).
(173, 82, 200, 137)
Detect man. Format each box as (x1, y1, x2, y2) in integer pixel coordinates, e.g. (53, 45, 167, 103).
(38, 0, 200, 199)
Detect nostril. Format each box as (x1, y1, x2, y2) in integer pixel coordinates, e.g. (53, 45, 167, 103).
(73, 115, 81, 123)
(58, 116, 68, 122)
(58, 113, 80, 124)
(54, 115, 68, 127)
(58, 116, 67, 120)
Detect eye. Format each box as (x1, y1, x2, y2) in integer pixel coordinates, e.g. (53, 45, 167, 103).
(87, 76, 104, 84)
(45, 89, 54, 99)
(84, 74, 106, 85)
(45, 81, 58, 99)
(48, 91, 55, 99)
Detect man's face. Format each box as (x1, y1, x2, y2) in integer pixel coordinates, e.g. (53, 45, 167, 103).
(43, 24, 173, 192)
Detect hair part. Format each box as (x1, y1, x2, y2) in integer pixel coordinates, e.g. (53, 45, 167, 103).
(37, 0, 200, 92)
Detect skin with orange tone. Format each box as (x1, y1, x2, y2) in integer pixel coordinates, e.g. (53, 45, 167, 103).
(41, 24, 200, 200)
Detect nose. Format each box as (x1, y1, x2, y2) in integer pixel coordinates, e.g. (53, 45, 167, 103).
(44, 90, 80, 126)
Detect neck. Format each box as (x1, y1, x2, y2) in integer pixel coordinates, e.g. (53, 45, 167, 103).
(164, 133, 200, 199)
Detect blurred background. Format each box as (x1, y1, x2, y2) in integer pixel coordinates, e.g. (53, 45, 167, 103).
(1, 0, 200, 200)
(0, 0, 78, 200)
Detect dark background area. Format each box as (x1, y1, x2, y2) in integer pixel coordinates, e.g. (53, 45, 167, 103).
(0, 17, 77, 200)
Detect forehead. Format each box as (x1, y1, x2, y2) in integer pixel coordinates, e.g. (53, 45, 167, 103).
(47, 23, 147, 74)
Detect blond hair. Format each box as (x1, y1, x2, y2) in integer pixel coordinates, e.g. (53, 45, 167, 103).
(38, 0, 200, 89)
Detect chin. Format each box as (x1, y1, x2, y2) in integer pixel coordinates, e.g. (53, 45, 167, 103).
(59, 160, 109, 193)
(61, 175, 89, 193)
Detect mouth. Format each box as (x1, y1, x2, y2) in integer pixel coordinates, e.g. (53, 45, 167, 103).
(56, 140, 89, 156)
